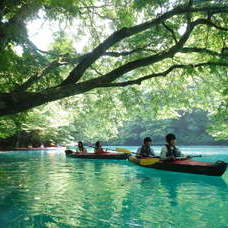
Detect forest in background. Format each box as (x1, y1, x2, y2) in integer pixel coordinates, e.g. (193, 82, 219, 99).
(0, 106, 227, 148)
(106, 109, 228, 146)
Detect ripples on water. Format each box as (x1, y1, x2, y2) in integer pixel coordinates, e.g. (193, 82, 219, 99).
(0, 146, 227, 228)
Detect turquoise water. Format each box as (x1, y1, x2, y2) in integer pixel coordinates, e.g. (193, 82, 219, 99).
(0, 146, 227, 228)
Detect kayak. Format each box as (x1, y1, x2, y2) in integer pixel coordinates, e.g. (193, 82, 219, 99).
(65, 150, 129, 160)
(129, 156, 227, 176)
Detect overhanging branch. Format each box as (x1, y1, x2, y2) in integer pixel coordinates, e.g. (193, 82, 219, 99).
(13, 53, 91, 92)
(181, 47, 228, 58)
(1, 4, 228, 116)
(13, 60, 61, 92)
(87, 19, 202, 85)
(59, 5, 228, 86)
(98, 61, 228, 88)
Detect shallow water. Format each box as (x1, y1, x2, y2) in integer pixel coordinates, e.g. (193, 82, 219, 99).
(0, 146, 227, 228)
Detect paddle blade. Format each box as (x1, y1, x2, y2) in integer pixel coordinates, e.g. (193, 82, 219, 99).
(116, 148, 132, 154)
(139, 158, 160, 166)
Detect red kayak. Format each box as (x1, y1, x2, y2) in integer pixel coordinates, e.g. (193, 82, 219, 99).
(129, 156, 227, 176)
(65, 150, 129, 160)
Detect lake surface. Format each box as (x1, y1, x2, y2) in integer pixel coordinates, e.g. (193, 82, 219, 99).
(0, 146, 227, 228)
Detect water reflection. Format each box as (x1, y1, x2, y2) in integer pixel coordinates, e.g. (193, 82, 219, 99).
(122, 166, 228, 227)
(0, 151, 227, 227)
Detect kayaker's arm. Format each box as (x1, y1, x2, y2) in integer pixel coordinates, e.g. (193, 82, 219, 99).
(176, 156, 189, 160)
(176, 147, 185, 157)
(176, 148, 192, 159)
(160, 147, 170, 160)
(136, 146, 142, 157)
(150, 148, 156, 157)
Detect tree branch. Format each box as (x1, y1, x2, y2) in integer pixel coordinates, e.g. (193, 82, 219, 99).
(11, 14, 228, 93)
(181, 47, 228, 58)
(90, 66, 103, 76)
(60, 5, 228, 86)
(85, 18, 204, 85)
(13, 53, 91, 92)
(162, 22, 178, 44)
(105, 48, 144, 57)
(1, 4, 228, 116)
(78, 4, 113, 10)
(13, 60, 61, 92)
(199, 18, 228, 31)
(98, 61, 228, 88)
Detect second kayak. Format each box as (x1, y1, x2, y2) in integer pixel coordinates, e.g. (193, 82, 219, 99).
(65, 150, 129, 160)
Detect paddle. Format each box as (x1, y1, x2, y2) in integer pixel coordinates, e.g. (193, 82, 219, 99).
(189, 154, 211, 158)
(115, 147, 210, 158)
(115, 146, 210, 157)
(115, 148, 133, 154)
(115, 149, 209, 157)
(174, 154, 210, 160)
(189, 155, 203, 158)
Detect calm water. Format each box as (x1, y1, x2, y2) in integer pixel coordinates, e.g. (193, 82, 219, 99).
(0, 146, 227, 228)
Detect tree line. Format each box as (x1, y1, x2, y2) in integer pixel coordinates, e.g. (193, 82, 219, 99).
(106, 109, 228, 145)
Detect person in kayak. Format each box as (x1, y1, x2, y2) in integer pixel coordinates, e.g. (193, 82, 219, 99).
(136, 137, 155, 158)
(160, 133, 186, 160)
(76, 141, 88, 153)
(94, 141, 106, 154)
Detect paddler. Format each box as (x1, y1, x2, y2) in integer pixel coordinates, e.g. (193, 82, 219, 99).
(76, 141, 88, 153)
(94, 141, 106, 153)
(136, 137, 155, 158)
(160, 133, 187, 160)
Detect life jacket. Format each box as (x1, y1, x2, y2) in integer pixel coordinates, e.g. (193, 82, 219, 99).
(139, 145, 153, 157)
(165, 144, 181, 157)
(77, 147, 87, 153)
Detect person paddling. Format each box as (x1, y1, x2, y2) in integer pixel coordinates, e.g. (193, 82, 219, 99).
(94, 141, 105, 154)
(76, 141, 88, 153)
(160, 133, 186, 160)
(136, 137, 155, 158)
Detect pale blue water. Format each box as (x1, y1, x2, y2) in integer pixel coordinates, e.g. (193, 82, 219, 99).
(0, 146, 227, 228)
